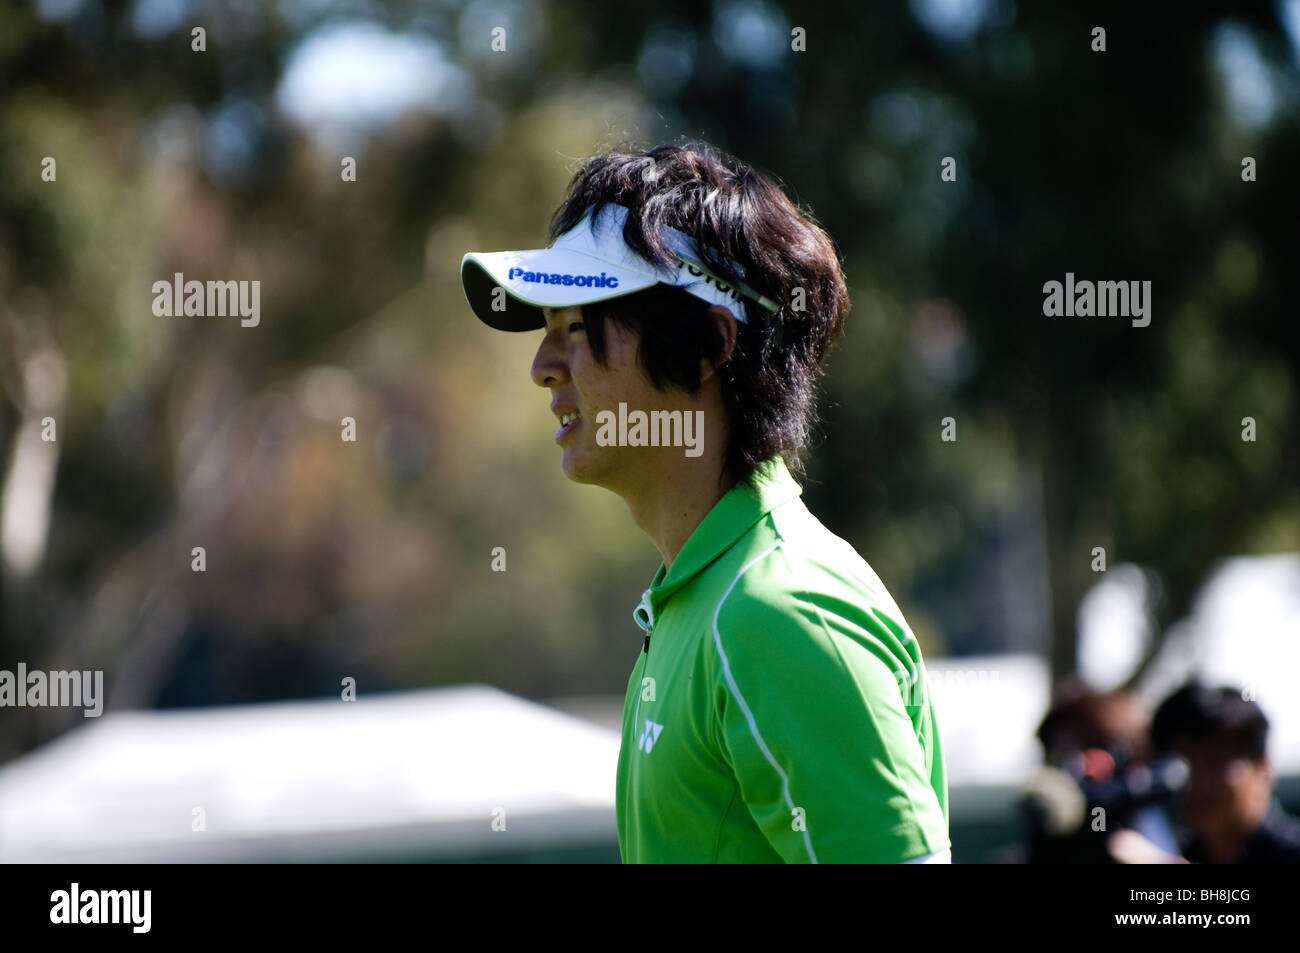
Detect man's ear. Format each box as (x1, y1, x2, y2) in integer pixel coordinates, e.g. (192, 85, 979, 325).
(700, 305, 738, 382)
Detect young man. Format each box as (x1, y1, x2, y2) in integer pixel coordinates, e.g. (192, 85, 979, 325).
(460, 142, 951, 863)
(1152, 683, 1300, 863)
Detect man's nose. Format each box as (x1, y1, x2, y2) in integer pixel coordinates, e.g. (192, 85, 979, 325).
(530, 329, 568, 388)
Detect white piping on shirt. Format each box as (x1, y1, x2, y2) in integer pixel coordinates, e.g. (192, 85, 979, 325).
(711, 541, 820, 864)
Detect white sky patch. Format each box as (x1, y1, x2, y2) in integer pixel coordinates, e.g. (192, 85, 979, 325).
(130, 0, 191, 38)
(1280, 0, 1300, 65)
(35, 0, 84, 21)
(909, 0, 998, 43)
(456, 0, 543, 64)
(276, 20, 477, 136)
(711, 0, 788, 69)
(1076, 564, 1153, 692)
(1211, 22, 1276, 130)
(1188, 555, 1300, 769)
(638, 21, 698, 98)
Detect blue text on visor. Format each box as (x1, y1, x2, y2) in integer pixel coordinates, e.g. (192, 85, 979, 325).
(506, 268, 620, 289)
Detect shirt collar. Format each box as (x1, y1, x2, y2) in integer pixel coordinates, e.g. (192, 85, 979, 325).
(632, 456, 803, 632)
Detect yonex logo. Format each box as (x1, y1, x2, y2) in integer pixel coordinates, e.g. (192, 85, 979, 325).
(638, 719, 665, 753)
(506, 267, 619, 289)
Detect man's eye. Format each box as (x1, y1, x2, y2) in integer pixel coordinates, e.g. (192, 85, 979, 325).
(567, 321, 585, 333)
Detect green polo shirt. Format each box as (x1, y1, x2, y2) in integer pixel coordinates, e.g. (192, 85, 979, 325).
(615, 456, 950, 863)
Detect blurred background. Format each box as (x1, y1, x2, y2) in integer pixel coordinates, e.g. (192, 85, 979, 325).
(0, 0, 1297, 862)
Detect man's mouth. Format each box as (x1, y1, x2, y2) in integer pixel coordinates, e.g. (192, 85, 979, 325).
(556, 411, 582, 443)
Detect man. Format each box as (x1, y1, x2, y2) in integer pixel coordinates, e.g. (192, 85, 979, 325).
(460, 141, 951, 863)
(1015, 686, 1187, 864)
(1152, 682, 1300, 863)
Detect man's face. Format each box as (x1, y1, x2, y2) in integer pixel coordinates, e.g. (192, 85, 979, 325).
(530, 305, 665, 488)
(1174, 737, 1271, 836)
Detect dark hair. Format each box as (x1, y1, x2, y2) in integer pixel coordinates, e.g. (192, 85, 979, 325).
(1035, 687, 1150, 763)
(1151, 682, 1269, 762)
(547, 141, 850, 489)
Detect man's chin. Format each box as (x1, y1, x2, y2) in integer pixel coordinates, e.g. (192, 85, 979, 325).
(560, 445, 614, 487)
(560, 446, 596, 484)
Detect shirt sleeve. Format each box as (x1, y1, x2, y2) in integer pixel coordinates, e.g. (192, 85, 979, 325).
(709, 545, 950, 863)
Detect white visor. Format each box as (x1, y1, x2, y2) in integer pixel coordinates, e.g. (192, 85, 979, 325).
(460, 203, 778, 331)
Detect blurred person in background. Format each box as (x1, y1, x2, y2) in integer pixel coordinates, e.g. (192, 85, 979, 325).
(1010, 684, 1188, 863)
(459, 141, 950, 863)
(1152, 682, 1300, 864)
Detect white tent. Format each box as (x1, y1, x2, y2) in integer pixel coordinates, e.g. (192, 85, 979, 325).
(0, 661, 1050, 863)
(6, 549, 1293, 864)
(0, 684, 620, 863)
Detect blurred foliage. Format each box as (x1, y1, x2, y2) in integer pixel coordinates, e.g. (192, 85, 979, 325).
(0, 0, 1297, 756)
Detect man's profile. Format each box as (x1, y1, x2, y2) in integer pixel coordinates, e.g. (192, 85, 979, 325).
(460, 141, 951, 863)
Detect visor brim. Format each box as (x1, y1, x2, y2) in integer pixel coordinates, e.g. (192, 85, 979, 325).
(460, 248, 657, 332)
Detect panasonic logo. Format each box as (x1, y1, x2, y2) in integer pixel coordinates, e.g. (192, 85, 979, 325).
(507, 268, 619, 288)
